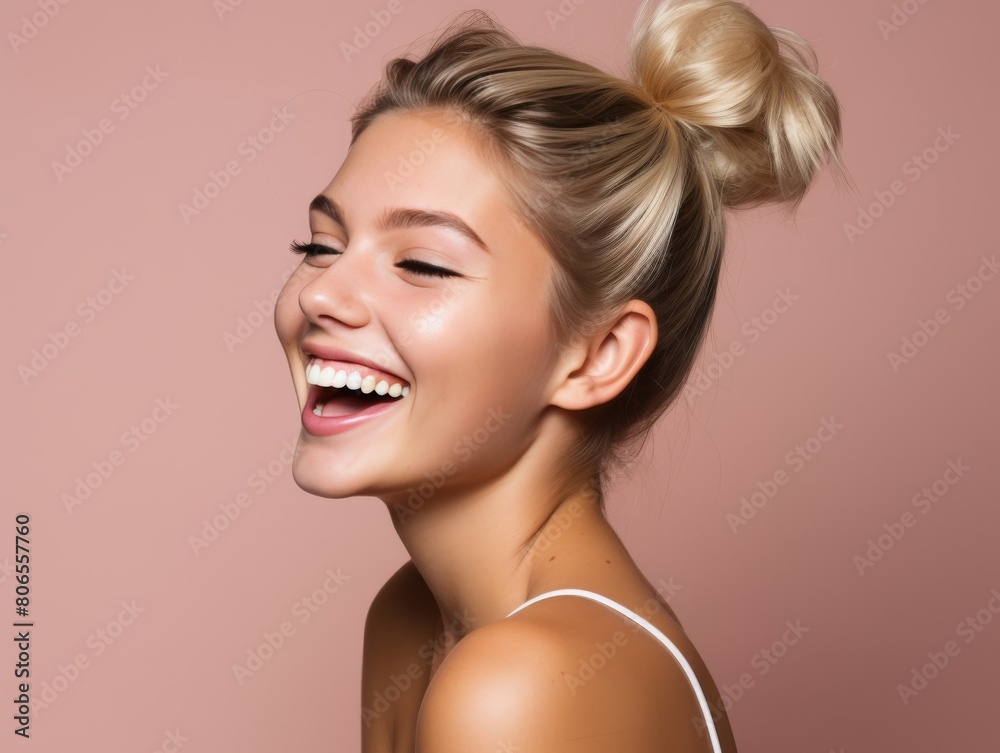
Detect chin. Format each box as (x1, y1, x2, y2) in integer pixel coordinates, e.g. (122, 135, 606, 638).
(290, 454, 368, 500)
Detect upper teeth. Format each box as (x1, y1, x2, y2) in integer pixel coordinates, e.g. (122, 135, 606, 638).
(306, 359, 409, 398)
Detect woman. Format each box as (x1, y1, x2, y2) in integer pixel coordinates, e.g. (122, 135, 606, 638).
(274, 0, 842, 750)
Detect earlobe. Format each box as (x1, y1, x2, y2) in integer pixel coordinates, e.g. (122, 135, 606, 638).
(549, 300, 658, 412)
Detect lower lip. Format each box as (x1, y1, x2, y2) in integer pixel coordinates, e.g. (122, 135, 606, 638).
(301, 383, 404, 436)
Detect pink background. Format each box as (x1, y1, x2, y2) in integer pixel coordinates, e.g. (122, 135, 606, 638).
(3, 0, 998, 751)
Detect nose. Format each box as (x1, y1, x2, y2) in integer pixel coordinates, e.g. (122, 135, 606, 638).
(297, 250, 372, 330)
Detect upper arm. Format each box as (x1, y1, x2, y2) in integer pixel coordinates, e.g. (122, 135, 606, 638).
(414, 621, 568, 753)
(414, 610, 730, 753)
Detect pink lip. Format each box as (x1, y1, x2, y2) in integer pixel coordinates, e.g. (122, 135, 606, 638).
(301, 382, 404, 436)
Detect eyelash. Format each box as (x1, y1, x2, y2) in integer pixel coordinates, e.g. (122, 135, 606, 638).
(288, 240, 458, 279)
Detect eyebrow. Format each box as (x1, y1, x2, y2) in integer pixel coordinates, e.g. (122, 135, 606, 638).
(308, 194, 490, 253)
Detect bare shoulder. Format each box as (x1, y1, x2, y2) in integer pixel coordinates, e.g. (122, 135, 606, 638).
(415, 595, 735, 753)
(365, 558, 438, 631)
(362, 560, 440, 751)
(363, 559, 440, 676)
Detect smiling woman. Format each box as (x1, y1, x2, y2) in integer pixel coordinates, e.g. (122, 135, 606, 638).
(272, 0, 842, 751)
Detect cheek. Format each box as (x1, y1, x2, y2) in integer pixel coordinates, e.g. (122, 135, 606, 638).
(395, 287, 460, 342)
(411, 283, 554, 405)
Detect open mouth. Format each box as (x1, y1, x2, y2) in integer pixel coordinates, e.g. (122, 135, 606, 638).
(305, 357, 410, 418)
(309, 381, 406, 417)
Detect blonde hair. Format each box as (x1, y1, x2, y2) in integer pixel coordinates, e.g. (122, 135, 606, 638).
(350, 0, 844, 506)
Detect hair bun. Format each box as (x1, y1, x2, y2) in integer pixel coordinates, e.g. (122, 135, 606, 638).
(628, 0, 842, 208)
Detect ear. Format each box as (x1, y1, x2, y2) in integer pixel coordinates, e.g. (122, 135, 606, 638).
(548, 299, 658, 411)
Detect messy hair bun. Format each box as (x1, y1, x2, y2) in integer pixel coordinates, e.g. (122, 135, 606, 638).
(350, 0, 844, 501)
(630, 0, 843, 208)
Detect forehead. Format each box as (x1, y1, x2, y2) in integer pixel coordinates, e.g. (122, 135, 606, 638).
(328, 109, 499, 208)
(319, 108, 542, 253)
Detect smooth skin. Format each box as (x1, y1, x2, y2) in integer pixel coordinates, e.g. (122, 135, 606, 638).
(275, 108, 737, 753)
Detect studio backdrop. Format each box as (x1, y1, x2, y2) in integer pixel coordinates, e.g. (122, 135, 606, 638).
(2, 0, 997, 751)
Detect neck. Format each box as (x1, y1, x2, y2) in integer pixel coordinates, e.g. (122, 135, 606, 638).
(382, 456, 626, 643)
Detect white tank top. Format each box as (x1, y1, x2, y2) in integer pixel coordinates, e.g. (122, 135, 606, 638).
(505, 587, 723, 753)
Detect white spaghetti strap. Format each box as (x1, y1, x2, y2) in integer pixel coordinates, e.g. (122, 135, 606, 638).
(506, 588, 723, 753)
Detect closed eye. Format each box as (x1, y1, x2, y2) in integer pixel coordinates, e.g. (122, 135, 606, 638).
(397, 260, 459, 278)
(289, 240, 459, 278)
(289, 240, 338, 256)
